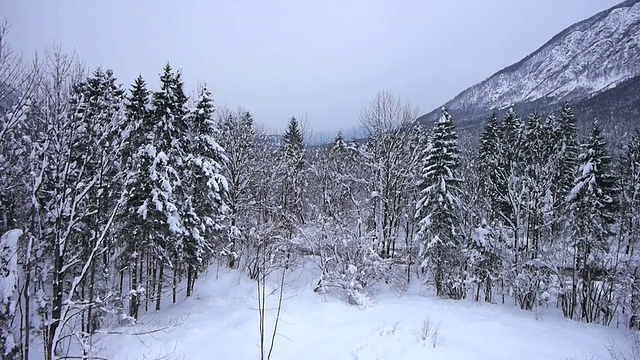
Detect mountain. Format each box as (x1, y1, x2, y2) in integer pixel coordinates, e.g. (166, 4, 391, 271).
(418, 0, 640, 130)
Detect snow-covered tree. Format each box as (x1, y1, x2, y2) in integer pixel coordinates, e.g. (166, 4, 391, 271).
(619, 129, 640, 329)
(145, 63, 190, 309)
(566, 121, 618, 324)
(360, 90, 420, 258)
(119, 74, 152, 320)
(182, 85, 228, 296)
(218, 109, 259, 268)
(478, 112, 502, 220)
(62, 68, 127, 334)
(416, 109, 465, 299)
(555, 103, 580, 211)
(277, 117, 307, 235)
(513, 111, 557, 310)
(119, 63, 190, 313)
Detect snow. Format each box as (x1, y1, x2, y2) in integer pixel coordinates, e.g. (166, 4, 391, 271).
(89, 262, 628, 360)
(472, 224, 491, 247)
(137, 202, 148, 219)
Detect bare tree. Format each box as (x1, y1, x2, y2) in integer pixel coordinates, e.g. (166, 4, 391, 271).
(359, 90, 420, 259)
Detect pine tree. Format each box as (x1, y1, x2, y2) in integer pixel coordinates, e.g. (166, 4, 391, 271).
(512, 111, 557, 310)
(416, 109, 464, 299)
(567, 121, 618, 323)
(496, 107, 523, 223)
(282, 117, 305, 169)
(121, 75, 151, 166)
(556, 103, 580, 209)
(182, 85, 228, 296)
(520, 112, 556, 257)
(124, 63, 190, 312)
(278, 117, 306, 232)
(120, 75, 153, 319)
(151, 63, 191, 307)
(478, 112, 502, 220)
(501, 107, 521, 163)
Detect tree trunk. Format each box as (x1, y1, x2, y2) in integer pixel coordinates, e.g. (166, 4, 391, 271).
(23, 234, 32, 360)
(87, 253, 97, 333)
(130, 257, 138, 319)
(172, 262, 178, 304)
(186, 265, 193, 297)
(47, 241, 64, 360)
(139, 249, 144, 300)
(155, 260, 164, 311)
(119, 267, 124, 296)
(80, 284, 86, 333)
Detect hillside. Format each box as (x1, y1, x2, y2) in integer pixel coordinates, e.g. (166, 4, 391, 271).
(418, 0, 640, 129)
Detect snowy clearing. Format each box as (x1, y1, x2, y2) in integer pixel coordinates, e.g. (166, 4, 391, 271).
(85, 263, 631, 360)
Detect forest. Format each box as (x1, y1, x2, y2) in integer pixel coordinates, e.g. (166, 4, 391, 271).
(0, 23, 639, 360)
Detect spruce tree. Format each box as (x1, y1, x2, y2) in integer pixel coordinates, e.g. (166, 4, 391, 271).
(478, 112, 502, 220)
(129, 63, 190, 311)
(282, 116, 305, 169)
(120, 75, 152, 319)
(122, 75, 151, 166)
(556, 103, 580, 209)
(567, 121, 618, 323)
(416, 109, 464, 299)
(496, 107, 522, 223)
(182, 85, 228, 296)
(278, 117, 306, 232)
(332, 130, 347, 152)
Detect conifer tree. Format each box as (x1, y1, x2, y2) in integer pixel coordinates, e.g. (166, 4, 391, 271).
(496, 108, 523, 223)
(478, 112, 502, 220)
(127, 63, 190, 311)
(567, 121, 618, 323)
(556, 103, 580, 210)
(282, 116, 305, 169)
(121, 75, 151, 166)
(521, 112, 556, 257)
(512, 111, 557, 310)
(120, 75, 153, 319)
(416, 109, 464, 299)
(279, 117, 306, 233)
(182, 85, 228, 296)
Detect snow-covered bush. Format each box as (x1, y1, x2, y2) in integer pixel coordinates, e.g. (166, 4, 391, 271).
(308, 226, 406, 306)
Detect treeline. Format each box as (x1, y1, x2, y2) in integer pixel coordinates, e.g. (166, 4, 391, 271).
(0, 48, 230, 359)
(1, 28, 639, 360)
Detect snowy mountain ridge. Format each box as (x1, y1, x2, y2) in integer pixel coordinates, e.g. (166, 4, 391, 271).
(420, 0, 640, 123)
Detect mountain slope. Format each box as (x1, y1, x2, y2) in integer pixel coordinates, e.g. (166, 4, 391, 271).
(419, 0, 640, 126)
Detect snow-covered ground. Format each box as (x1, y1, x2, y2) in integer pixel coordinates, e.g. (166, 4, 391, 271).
(89, 263, 630, 360)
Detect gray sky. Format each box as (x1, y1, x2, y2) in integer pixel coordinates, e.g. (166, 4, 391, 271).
(2, 0, 621, 136)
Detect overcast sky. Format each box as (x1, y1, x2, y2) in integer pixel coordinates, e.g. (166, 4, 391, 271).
(2, 0, 621, 136)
